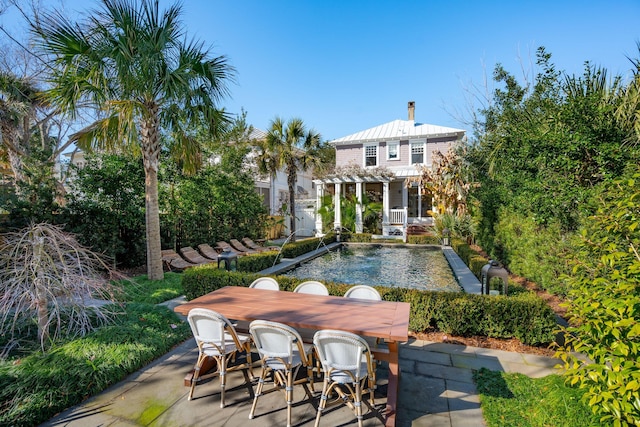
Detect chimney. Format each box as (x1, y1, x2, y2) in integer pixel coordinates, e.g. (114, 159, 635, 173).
(408, 101, 415, 121)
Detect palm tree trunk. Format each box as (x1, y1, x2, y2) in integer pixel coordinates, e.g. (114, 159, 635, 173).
(141, 106, 164, 281)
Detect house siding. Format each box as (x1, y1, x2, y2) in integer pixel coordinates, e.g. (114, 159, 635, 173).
(336, 137, 457, 169)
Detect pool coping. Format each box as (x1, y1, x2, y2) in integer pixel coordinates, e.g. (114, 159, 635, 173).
(258, 242, 482, 294)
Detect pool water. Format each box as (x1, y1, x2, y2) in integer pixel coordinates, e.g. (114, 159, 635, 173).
(284, 244, 461, 292)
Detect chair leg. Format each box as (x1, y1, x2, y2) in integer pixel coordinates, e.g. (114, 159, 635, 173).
(249, 365, 268, 419)
(355, 382, 363, 427)
(314, 379, 330, 427)
(188, 353, 206, 401)
(219, 357, 227, 408)
(286, 369, 293, 427)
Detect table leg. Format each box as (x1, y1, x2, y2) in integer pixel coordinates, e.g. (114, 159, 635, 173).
(385, 340, 399, 427)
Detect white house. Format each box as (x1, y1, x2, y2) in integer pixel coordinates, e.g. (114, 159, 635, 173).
(314, 101, 466, 238)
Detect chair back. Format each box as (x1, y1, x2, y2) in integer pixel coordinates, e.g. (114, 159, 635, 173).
(249, 320, 306, 363)
(249, 277, 280, 290)
(313, 329, 372, 380)
(187, 308, 237, 348)
(294, 280, 329, 295)
(343, 285, 381, 301)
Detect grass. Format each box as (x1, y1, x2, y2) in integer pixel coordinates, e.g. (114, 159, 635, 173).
(474, 368, 605, 427)
(116, 271, 184, 303)
(0, 273, 191, 427)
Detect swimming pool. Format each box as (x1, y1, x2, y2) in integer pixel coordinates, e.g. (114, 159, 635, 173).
(283, 244, 461, 292)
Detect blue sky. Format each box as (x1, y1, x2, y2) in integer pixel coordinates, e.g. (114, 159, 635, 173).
(3, 0, 640, 141)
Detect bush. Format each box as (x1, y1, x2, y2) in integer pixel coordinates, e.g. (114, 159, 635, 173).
(0, 303, 190, 427)
(407, 235, 440, 244)
(279, 234, 337, 259)
(558, 171, 640, 426)
(181, 268, 557, 346)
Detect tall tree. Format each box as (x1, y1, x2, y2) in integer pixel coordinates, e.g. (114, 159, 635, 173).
(256, 117, 321, 241)
(32, 0, 235, 279)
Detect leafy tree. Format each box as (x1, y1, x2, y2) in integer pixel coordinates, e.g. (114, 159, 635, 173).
(32, 0, 235, 280)
(558, 168, 640, 426)
(255, 117, 321, 241)
(64, 153, 146, 268)
(160, 147, 268, 249)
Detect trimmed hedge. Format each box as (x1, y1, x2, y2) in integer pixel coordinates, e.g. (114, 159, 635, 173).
(237, 250, 280, 272)
(181, 267, 557, 346)
(279, 234, 337, 259)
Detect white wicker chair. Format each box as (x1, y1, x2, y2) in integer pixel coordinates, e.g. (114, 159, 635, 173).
(293, 280, 329, 295)
(186, 308, 253, 406)
(343, 285, 381, 301)
(248, 320, 315, 427)
(249, 277, 280, 290)
(312, 329, 377, 427)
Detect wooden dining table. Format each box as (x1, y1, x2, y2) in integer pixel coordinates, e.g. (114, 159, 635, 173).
(174, 285, 410, 427)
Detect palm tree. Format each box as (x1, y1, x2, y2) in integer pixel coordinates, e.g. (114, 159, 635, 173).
(32, 0, 235, 280)
(256, 117, 321, 241)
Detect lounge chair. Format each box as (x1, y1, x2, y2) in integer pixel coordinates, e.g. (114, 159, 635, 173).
(180, 246, 216, 265)
(215, 241, 246, 256)
(242, 237, 279, 252)
(197, 243, 220, 260)
(161, 249, 196, 271)
(229, 238, 258, 254)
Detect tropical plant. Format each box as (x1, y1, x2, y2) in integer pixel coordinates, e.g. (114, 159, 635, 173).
(0, 223, 122, 352)
(408, 146, 474, 215)
(32, 0, 235, 280)
(558, 170, 640, 426)
(254, 117, 321, 241)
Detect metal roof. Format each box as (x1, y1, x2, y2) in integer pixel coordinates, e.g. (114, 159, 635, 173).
(330, 119, 466, 146)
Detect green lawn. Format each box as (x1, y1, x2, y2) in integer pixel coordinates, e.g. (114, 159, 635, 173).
(474, 368, 605, 427)
(0, 273, 190, 427)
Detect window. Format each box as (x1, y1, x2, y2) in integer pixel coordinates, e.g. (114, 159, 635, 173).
(387, 141, 399, 161)
(411, 141, 425, 164)
(364, 144, 377, 167)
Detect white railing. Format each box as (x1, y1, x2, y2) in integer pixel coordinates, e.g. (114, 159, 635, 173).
(389, 209, 406, 225)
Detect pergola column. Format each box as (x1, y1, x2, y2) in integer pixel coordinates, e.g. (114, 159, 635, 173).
(355, 181, 363, 233)
(315, 183, 324, 236)
(333, 183, 341, 232)
(382, 181, 390, 227)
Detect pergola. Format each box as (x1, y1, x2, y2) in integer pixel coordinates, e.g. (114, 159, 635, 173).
(313, 174, 406, 239)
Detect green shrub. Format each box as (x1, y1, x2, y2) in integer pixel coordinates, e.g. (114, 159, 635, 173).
(407, 235, 440, 244)
(237, 251, 280, 272)
(0, 303, 190, 427)
(558, 171, 640, 426)
(346, 233, 372, 242)
(181, 268, 557, 346)
(279, 234, 337, 259)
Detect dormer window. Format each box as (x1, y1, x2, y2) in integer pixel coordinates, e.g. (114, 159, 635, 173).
(364, 143, 378, 167)
(411, 141, 425, 164)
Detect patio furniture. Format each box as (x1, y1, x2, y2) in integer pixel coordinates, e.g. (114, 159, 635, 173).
(313, 329, 377, 427)
(249, 277, 280, 290)
(180, 246, 216, 265)
(344, 285, 382, 301)
(293, 280, 329, 295)
(197, 243, 220, 260)
(173, 286, 410, 427)
(216, 241, 245, 256)
(161, 249, 196, 271)
(186, 308, 254, 406)
(242, 237, 279, 252)
(229, 238, 258, 254)
(248, 320, 315, 427)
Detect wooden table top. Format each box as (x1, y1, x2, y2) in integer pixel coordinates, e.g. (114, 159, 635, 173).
(174, 286, 410, 343)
